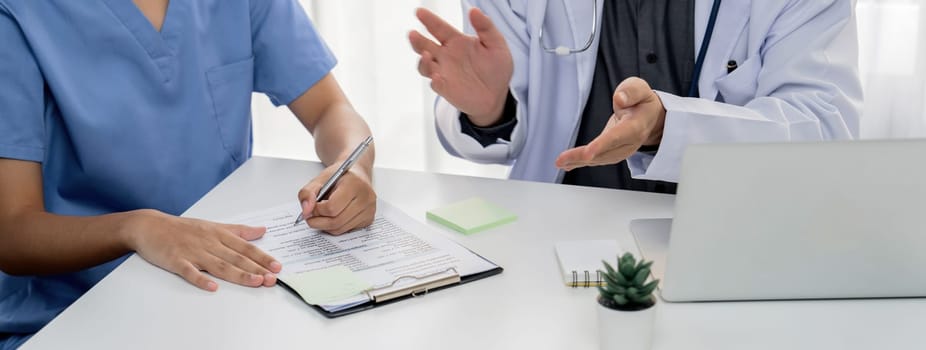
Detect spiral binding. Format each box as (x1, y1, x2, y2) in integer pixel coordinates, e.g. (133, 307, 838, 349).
(569, 270, 602, 288)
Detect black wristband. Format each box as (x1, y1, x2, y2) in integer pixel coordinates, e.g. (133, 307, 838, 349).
(637, 144, 660, 153)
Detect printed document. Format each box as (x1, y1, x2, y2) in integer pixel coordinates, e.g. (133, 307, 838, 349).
(223, 200, 498, 312)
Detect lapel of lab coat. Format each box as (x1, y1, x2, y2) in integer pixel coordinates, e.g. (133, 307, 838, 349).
(696, 0, 752, 100)
(562, 0, 605, 134)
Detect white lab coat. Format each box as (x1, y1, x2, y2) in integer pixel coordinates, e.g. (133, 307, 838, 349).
(434, 0, 862, 184)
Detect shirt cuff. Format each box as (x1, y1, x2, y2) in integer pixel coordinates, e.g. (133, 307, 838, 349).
(626, 91, 690, 182)
(459, 92, 518, 147)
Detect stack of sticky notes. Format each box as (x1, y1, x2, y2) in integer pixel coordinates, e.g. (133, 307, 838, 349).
(426, 197, 517, 235)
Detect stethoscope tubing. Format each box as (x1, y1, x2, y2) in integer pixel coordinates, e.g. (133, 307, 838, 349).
(538, 0, 724, 98)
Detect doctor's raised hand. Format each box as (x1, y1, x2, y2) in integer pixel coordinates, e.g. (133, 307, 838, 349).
(556, 78, 666, 171)
(409, 7, 513, 126)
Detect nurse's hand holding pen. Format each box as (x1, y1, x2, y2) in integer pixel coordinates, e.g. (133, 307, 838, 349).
(295, 140, 377, 236)
(288, 75, 377, 237)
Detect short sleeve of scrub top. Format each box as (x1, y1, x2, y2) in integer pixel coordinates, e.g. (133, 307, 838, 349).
(249, 0, 337, 106)
(0, 1, 336, 347)
(0, 6, 44, 163)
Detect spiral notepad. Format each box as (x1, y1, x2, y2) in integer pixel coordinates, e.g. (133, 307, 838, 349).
(554, 240, 621, 288)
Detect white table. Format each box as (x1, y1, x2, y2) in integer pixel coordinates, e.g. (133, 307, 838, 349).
(22, 157, 926, 349)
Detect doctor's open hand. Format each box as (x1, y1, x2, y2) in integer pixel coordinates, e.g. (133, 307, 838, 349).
(297, 165, 376, 236)
(125, 212, 282, 292)
(409, 7, 513, 127)
(556, 77, 666, 171)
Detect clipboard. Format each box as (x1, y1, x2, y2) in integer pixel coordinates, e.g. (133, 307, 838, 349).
(227, 200, 504, 318)
(279, 264, 503, 318)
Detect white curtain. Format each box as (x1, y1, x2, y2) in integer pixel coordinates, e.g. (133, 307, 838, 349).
(857, 0, 926, 138)
(251, 0, 509, 178)
(252, 0, 926, 178)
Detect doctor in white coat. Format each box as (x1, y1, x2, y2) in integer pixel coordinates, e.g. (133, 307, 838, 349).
(408, 0, 861, 188)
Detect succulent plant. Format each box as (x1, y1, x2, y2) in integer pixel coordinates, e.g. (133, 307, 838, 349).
(598, 252, 659, 311)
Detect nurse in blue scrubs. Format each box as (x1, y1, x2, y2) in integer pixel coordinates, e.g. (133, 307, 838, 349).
(0, 1, 376, 348)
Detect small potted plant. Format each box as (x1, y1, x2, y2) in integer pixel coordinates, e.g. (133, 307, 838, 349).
(597, 252, 659, 350)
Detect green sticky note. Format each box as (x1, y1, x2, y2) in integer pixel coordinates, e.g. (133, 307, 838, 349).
(284, 266, 371, 305)
(426, 197, 517, 234)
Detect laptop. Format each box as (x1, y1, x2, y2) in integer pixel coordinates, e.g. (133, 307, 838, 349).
(631, 139, 926, 302)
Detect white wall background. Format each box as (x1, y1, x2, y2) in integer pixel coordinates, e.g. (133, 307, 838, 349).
(252, 0, 926, 178)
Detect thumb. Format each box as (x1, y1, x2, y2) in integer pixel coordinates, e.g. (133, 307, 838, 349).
(469, 8, 505, 48)
(297, 181, 323, 221)
(613, 77, 654, 110)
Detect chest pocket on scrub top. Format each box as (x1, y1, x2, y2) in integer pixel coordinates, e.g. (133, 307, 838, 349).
(206, 57, 255, 162)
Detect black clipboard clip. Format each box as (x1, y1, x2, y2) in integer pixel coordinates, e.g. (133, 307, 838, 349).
(364, 268, 462, 303)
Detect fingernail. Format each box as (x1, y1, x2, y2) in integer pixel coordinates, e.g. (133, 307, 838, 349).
(270, 261, 282, 271)
(207, 281, 218, 291)
(248, 275, 264, 284)
(301, 201, 312, 219)
(264, 273, 277, 285)
(618, 92, 628, 105)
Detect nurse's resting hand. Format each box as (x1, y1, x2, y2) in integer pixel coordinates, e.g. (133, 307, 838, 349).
(126, 212, 282, 292)
(409, 7, 513, 127)
(556, 77, 666, 171)
(297, 165, 376, 236)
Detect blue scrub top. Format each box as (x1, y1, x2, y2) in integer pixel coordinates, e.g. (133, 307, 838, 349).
(0, 0, 335, 347)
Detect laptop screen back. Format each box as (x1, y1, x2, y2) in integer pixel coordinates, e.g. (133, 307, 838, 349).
(660, 140, 926, 302)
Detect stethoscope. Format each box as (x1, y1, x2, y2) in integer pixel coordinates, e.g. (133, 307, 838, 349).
(539, 0, 724, 98)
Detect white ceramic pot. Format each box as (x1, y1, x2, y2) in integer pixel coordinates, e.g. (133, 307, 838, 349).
(597, 300, 656, 350)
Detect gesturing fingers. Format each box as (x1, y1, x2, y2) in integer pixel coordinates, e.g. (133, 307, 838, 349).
(418, 50, 439, 78)
(415, 7, 463, 44)
(429, 72, 450, 96)
(556, 118, 644, 170)
(469, 8, 506, 49)
(555, 145, 593, 171)
(585, 120, 642, 155)
(408, 30, 441, 56)
(612, 77, 655, 109)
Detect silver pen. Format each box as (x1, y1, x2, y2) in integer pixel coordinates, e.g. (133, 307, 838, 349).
(293, 135, 374, 227)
